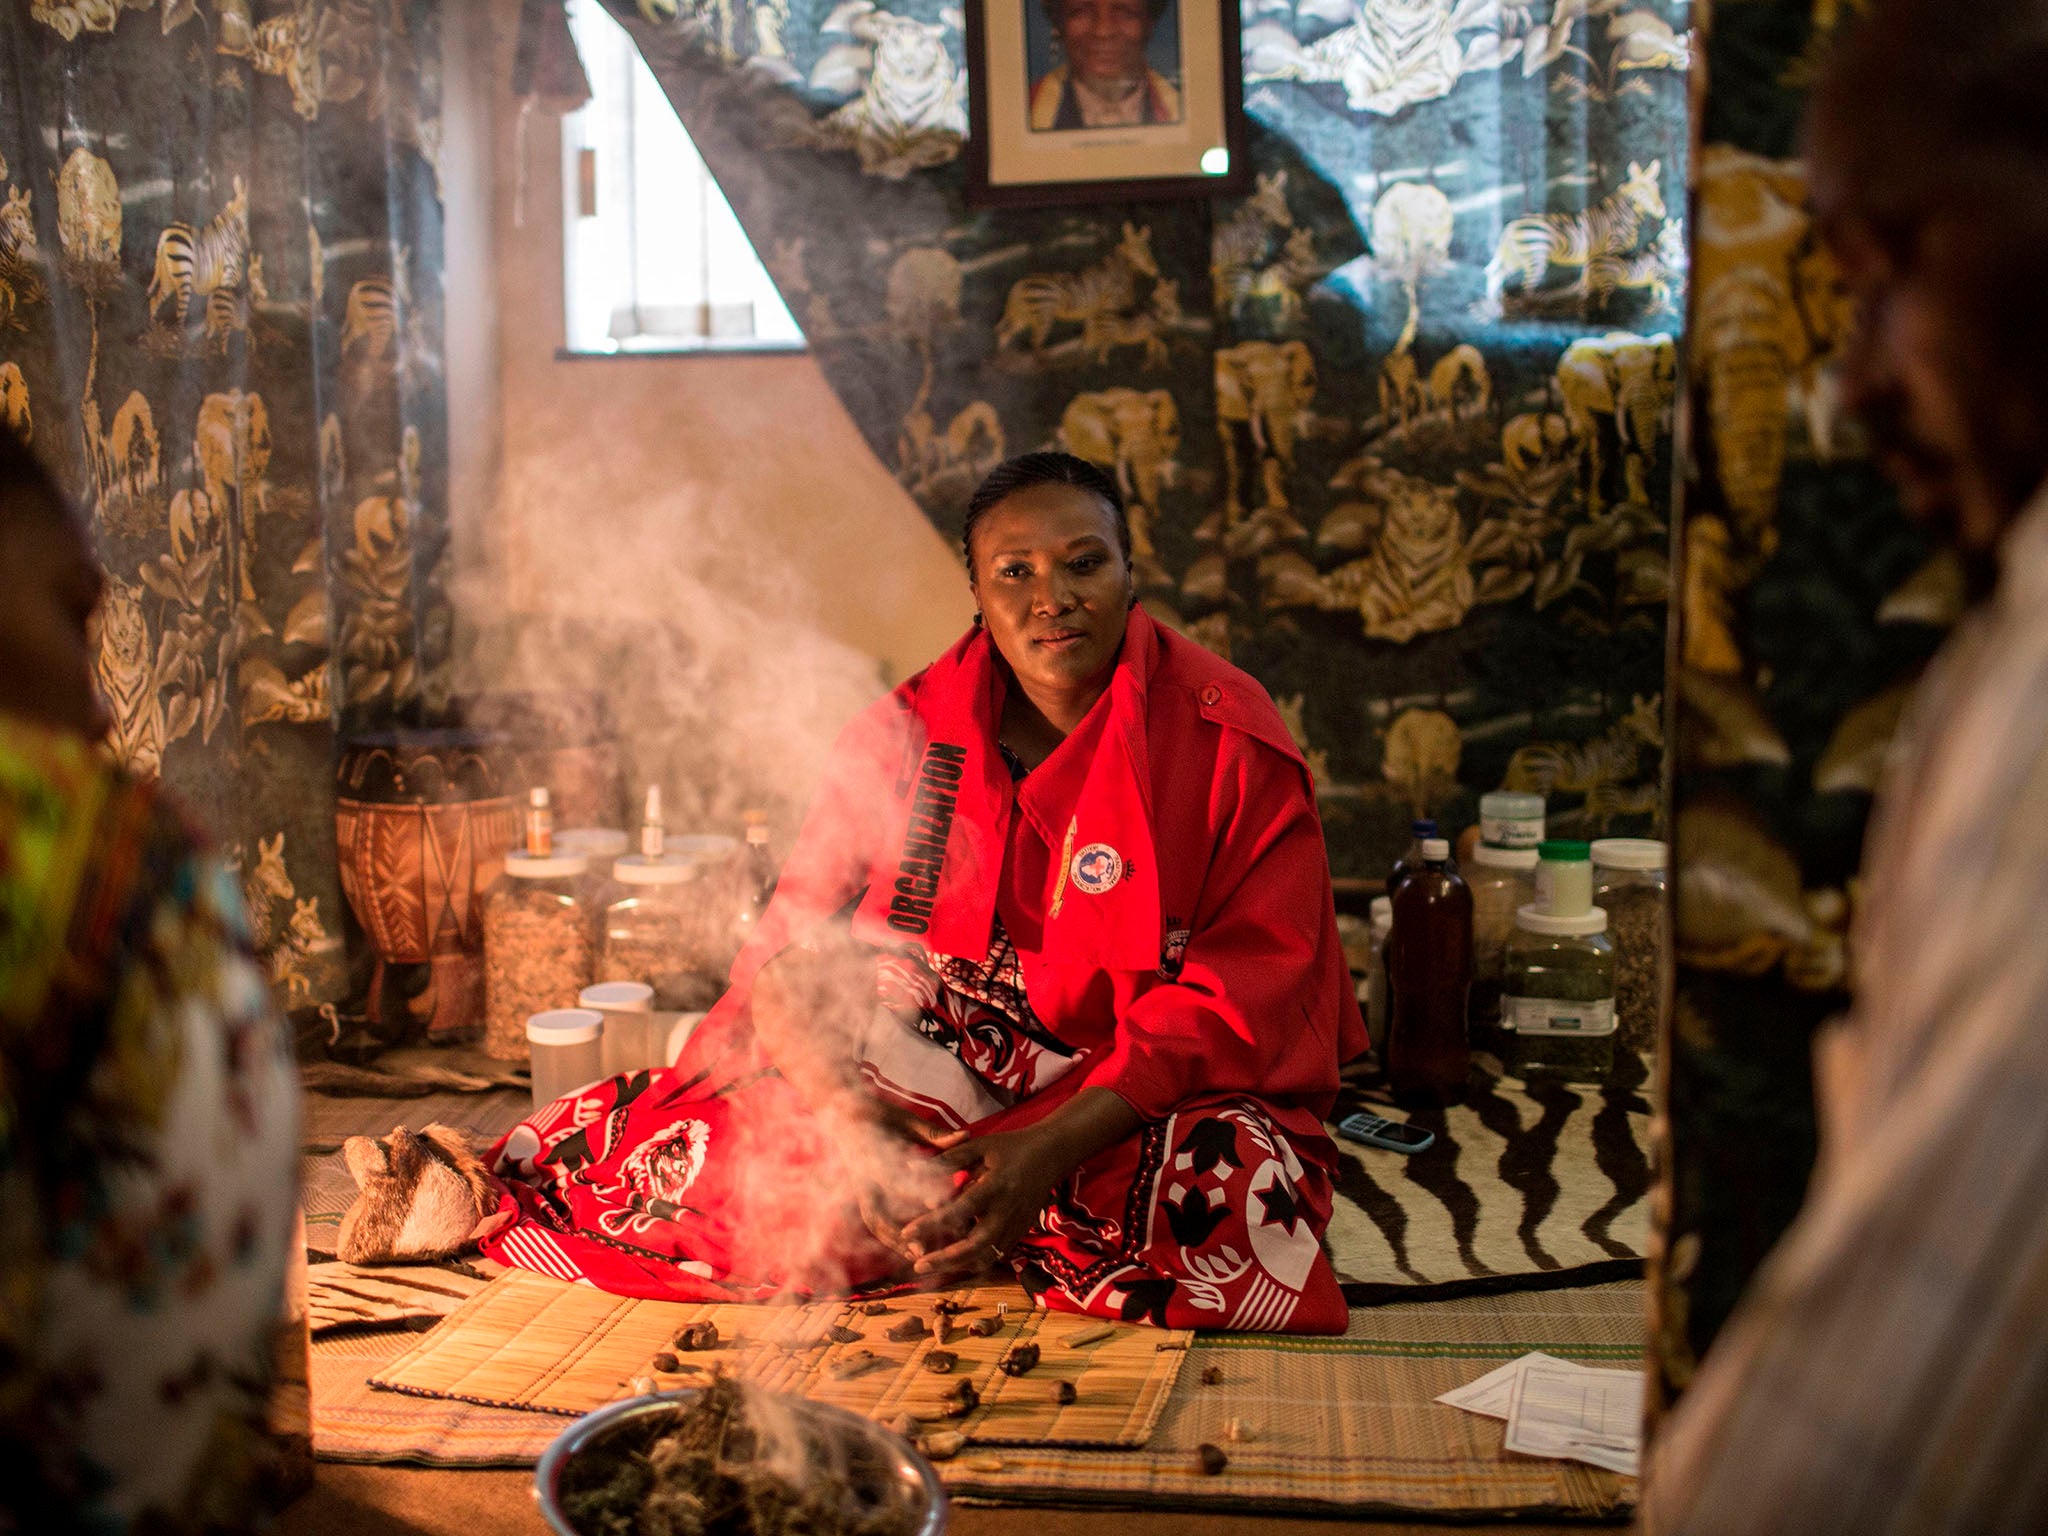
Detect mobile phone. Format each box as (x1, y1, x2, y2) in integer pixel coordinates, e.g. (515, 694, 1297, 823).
(1336, 1111, 1435, 1154)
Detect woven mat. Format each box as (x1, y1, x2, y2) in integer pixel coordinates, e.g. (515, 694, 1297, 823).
(316, 1281, 1640, 1519)
(1327, 1057, 1654, 1302)
(309, 1262, 493, 1334)
(366, 1271, 1186, 1448)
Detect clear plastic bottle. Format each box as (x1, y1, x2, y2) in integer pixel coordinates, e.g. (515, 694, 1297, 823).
(1467, 842, 1538, 1053)
(1591, 838, 1668, 1059)
(1501, 846, 1616, 1084)
(728, 810, 778, 964)
(1385, 839, 1473, 1106)
(481, 851, 595, 1062)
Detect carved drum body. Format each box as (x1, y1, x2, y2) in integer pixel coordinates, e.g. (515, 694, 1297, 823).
(335, 729, 518, 1044)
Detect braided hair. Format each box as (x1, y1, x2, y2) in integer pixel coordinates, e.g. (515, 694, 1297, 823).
(961, 451, 1132, 573)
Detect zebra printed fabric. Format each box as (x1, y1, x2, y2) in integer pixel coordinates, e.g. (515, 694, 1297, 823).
(1324, 1057, 1652, 1301)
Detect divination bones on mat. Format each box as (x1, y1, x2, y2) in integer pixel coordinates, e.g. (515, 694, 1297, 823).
(335, 1125, 495, 1265)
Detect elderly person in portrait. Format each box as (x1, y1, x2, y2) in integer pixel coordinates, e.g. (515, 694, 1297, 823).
(1029, 0, 1183, 130)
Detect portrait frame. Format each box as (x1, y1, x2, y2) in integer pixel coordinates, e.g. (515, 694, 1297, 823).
(964, 0, 1248, 207)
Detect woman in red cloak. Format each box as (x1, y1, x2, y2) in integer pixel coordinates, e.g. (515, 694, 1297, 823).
(473, 453, 1366, 1333)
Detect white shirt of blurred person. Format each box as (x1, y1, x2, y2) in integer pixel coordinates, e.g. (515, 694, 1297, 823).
(1643, 2, 2048, 1532)
(0, 423, 300, 1535)
(1029, 0, 1182, 130)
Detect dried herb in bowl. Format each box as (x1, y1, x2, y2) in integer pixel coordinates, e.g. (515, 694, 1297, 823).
(554, 1376, 924, 1536)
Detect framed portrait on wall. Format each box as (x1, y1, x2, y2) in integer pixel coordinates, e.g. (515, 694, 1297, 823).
(964, 0, 1248, 206)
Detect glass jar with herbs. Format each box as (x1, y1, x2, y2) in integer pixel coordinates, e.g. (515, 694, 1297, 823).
(482, 851, 597, 1061)
(1467, 842, 1538, 1054)
(1501, 906, 1616, 1083)
(600, 855, 728, 1013)
(1591, 838, 1668, 1061)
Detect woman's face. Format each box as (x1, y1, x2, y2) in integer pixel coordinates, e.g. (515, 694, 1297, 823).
(1056, 0, 1152, 84)
(0, 489, 106, 739)
(969, 483, 1132, 699)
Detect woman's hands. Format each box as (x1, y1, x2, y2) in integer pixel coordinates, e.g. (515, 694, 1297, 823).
(899, 1088, 1144, 1283)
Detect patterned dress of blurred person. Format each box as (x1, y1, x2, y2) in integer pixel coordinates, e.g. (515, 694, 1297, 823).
(1644, 2, 2048, 1531)
(0, 425, 301, 1535)
(458, 454, 1366, 1333)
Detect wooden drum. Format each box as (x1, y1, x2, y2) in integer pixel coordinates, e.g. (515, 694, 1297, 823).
(335, 729, 519, 1044)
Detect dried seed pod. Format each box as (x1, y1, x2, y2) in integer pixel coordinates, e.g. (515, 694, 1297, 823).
(675, 1321, 720, 1351)
(627, 1374, 656, 1395)
(1197, 1443, 1229, 1476)
(999, 1343, 1041, 1377)
(967, 1316, 1004, 1338)
(651, 1351, 679, 1373)
(861, 1301, 893, 1316)
(935, 1316, 954, 1347)
(1064, 1323, 1115, 1348)
(830, 1350, 885, 1381)
(933, 1299, 967, 1316)
(941, 1380, 980, 1418)
(1199, 1365, 1224, 1386)
(886, 1315, 929, 1342)
(827, 1324, 863, 1344)
(924, 1350, 959, 1375)
(1054, 1380, 1078, 1405)
(922, 1430, 967, 1460)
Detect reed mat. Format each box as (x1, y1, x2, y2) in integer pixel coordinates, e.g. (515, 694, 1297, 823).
(1328, 1056, 1653, 1302)
(309, 1262, 492, 1334)
(366, 1271, 1188, 1448)
(317, 1281, 1640, 1519)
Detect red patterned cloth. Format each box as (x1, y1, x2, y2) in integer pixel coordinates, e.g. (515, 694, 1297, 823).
(478, 613, 1360, 1333)
(478, 927, 1344, 1331)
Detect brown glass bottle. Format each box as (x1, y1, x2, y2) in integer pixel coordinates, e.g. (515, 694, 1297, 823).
(1385, 839, 1473, 1106)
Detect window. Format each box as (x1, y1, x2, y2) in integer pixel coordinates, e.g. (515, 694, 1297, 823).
(561, 0, 802, 353)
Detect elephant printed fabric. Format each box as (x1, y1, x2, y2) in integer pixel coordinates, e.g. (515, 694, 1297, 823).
(597, 0, 1691, 881)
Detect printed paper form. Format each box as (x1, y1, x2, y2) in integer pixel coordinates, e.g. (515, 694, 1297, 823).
(1503, 1356, 1643, 1476)
(1437, 1352, 1643, 1477)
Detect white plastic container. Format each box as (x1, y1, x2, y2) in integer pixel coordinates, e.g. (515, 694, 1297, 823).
(527, 1008, 603, 1106)
(1364, 895, 1394, 1047)
(581, 980, 656, 1078)
(1478, 790, 1546, 850)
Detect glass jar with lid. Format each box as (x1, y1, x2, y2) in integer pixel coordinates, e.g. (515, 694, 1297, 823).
(1467, 842, 1539, 1053)
(481, 851, 597, 1061)
(1591, 838, 1668, 1059)
(1501, 905, 1616, 1083)
(600, 854, 728, 1013)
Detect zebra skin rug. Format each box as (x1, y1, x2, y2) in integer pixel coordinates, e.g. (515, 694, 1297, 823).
(1324, 1055, 1653, 1304)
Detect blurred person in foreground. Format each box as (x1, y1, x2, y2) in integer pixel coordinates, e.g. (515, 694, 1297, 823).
(0, 425, 299, 1534)
(426, 452, 1365, 1332)
(1644, 1, 2048, 1529)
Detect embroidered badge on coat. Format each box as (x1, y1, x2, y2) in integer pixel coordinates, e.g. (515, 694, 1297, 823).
(1070, 843, 1124, 895)
(1160, 928, 1191, 979)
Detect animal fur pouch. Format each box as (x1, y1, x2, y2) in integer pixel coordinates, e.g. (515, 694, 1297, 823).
(336, 1125, 499, 1264)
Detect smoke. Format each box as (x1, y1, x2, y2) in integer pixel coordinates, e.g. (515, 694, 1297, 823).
(452, 461, 972, 1293)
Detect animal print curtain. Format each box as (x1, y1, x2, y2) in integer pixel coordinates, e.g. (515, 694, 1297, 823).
(0, 0, 450, 1007)
(1647, 2, 1949, 1410)
(603, 0, 1689, 880)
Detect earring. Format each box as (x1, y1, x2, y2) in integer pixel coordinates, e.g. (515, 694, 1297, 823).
(973, 611, 984, 627)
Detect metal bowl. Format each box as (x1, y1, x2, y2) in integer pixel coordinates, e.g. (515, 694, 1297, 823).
(533, 1388, 949, 1536)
